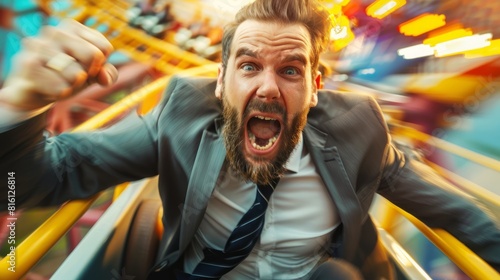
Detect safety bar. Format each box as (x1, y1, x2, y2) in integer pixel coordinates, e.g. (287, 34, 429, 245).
(375, 227, 432, 279)
(51, 177, 160, 279)
(0, 64, 218, 279)
(381, 199, 500, 280)
(0, 193, 100, 280)
(383, 120, 500, 279)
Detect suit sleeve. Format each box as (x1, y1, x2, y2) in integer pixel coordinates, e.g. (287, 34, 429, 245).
(378, 141, 500, 271)
(0, 76, 181, 209)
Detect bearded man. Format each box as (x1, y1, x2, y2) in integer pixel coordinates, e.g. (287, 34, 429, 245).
(1, 0, 499, 279)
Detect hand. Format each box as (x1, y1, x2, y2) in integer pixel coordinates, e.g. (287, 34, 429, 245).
(0, 19, 119, 111)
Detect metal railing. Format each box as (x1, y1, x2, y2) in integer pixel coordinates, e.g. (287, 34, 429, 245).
(379, 199, 500, 279)
(383, 120, 500, 279)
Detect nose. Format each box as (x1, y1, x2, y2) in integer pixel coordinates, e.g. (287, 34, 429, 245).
(256, 70, 280, 101)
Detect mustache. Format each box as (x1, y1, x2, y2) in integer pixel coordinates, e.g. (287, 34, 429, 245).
(243, 99, 285, 119)
(221, 91, 304, 185)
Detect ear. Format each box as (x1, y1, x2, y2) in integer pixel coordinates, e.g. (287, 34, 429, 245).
(215, 64, 224, 99)
(315, 70, 323, 89)
(310, 71, 321, 107)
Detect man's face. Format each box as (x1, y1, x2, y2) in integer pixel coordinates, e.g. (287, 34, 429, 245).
(216, 20, 320, 184)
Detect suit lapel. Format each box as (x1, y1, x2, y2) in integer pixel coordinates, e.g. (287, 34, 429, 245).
(179, 118, 226, 252)
(304, 124, 363, 261)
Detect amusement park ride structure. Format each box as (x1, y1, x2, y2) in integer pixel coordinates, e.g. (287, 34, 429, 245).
(0, 1, 499, 279)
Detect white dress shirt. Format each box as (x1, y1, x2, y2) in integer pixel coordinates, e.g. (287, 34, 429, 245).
(184, 136, 340, 279)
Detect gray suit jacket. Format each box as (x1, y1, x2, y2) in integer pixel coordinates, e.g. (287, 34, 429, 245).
(1, 76, 499, 277)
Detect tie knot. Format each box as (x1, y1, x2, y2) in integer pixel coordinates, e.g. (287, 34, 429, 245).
(257, 177, 280, 202)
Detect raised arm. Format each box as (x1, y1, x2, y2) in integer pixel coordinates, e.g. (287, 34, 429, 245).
(0, 19, 117, 114)
(0, 20, 161, 209)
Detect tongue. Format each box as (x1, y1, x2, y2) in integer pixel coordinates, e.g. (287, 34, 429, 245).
(248, 117, 280, 139)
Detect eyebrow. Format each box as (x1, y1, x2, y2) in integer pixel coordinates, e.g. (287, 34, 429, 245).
(235, 47, 308, 66)
(283, 53, 308, 66)
(235, 47, 257, 59)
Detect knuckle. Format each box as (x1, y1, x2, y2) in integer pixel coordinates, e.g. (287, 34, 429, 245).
(78, 27, 113, 53)
(60, 18, 82, 30)
(78, 44, 105, 68)
(22, 55, 41, 70)
(92, 47, 106, 61)
(12, 52, 40, 71)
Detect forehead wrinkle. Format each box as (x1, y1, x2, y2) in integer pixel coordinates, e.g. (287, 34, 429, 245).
(231, 21, 313, 67)
(234, 21, 311, 49)
(238, 31, 310, 50)
(234, 35, 310, 58)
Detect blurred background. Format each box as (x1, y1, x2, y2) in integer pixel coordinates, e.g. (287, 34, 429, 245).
(1, 0, 499, 279)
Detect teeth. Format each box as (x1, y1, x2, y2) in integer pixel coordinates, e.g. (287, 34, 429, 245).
(249, 132, 278, 150)
(255, 115, 276, 121)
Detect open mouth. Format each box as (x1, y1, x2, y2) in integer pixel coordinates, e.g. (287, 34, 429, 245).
(247, 115, 282, 152)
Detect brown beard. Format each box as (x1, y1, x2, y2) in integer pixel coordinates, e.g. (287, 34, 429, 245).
(221, 85, 308, 185)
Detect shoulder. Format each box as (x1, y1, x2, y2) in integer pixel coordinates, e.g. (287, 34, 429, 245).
(316, 88, 378, 115)
(154, 75, 219, 114)
(309, 89, 386, 127)
(151, 76, 221, 135)
(166, 75, 217, 97)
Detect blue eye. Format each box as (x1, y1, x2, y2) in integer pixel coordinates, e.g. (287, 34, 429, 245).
(283, 67, 298, 75)
(242, 64, 255, 71)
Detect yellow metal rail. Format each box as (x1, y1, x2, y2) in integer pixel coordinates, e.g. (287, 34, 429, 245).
(0, 64, 217, 279)
(46, 0, 132, 23)
(382, 200, 500, 280)
(0, 194, 101, 280)
(383, 119, 500, 279)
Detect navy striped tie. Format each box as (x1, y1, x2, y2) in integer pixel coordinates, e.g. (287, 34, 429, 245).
(187, 178, 280, 279)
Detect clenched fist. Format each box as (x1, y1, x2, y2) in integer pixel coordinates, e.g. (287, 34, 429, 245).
(0, 19, 119, 111)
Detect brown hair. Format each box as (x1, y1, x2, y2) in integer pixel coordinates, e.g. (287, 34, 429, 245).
(221, 0, 332, 75)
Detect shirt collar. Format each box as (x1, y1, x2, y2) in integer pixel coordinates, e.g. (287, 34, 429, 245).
(284, 134, 303, 173)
